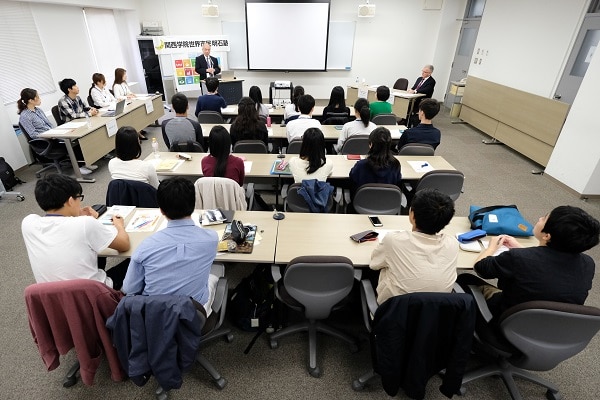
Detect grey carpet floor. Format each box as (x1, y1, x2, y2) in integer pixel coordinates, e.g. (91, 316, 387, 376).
(1, 106, 599, 400)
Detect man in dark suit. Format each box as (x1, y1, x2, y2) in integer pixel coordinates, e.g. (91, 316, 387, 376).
(407, 64, 436, 127)
(195, 43, 221, 80)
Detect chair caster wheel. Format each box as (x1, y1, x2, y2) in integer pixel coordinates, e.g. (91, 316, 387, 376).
(214, 377, 227, 390)
(269, 340, 279, 349)
(225, 333, 234, 343)
(62, 375, 77, 388)
(155, 386, 169, 400)
(546, 390, 561, 400)
(309, 366, 321, 378)
(457, 386, 467, 396)
(349, 343, 359, 353)
(352, 379, 365, 391)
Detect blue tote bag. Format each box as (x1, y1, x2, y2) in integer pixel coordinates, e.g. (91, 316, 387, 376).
(468, 205, 534, 237)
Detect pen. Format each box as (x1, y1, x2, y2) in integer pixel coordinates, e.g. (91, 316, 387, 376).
(135, 220, 152, 229)
(421, 163, 429, 168)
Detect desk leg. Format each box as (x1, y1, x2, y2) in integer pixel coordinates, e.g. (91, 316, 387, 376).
(406, 98, 417, 120)
(64, 139, 95, 183)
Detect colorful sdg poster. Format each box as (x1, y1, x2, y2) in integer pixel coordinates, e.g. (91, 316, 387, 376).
(175, 55, 201, 87)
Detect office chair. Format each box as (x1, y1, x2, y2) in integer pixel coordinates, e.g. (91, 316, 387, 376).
(339, 135, 370, 155)
(87, 95, 97, 109)
(282, 182, 335, 213)
(398, 143, 435, 156)
(270, 256, 360, 377)
(169, 140, 204, 152)
(393, 78, 409, 91)
(106, 179, 159, 208)
(106, 263, 232, 398)
(372, 113, 398, 125)
(19, 123, 70, 177)
(460, 286, 600, 400)
(352, 281, 475, 399)
(352, 183, 403, 215)
(285, 138, 303, 154)
(197, 110, 225, 124)
(51, 105, 64, 126)
(24, 279, 126, 388)
(194, 176, 250, 210)
(233, 140, 268, 154)
(403, 169, 464, 211)
(322, 112, 350, 125)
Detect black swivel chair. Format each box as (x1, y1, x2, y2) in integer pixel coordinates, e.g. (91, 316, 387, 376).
(403, 169, 464, 211)
(352, 183, 403, 215)
(282, 182, 335, 213)
(339, 135, 370, 155)
(372, 113, 398, 125)
(169, 140, 204, 153)
(322, 112, 350, 125)
(197, 111, 225, 124)
(51, 105, 64, 126)
(87, 95, 98, 109)
(398, 143, 435, 156)
(106, 179, 159, 208)
(270, 256, 360, 377)
(460, 286, 600, 400)
(393, 78, 409, 91)
(285, 139, 303, 154)
(19, 123, 70, 177)
(233, 140, 268, 154)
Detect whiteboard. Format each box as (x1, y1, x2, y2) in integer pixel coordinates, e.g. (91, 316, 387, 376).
(222, 20, 354, 71)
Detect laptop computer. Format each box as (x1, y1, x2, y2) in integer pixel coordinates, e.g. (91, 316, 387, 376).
(219, 70, 235, 80)
(102, 99, 126, 117)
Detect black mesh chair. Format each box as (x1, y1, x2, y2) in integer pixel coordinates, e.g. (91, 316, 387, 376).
(270, 256, 360, 377)
(87, 95, 97, 109)
(460, 286, 600, 400)
(51, 105, 64, 126)
(19, 123, 70, 177)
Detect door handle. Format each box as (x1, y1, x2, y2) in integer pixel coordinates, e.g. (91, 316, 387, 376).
(553, 94, 562, 100)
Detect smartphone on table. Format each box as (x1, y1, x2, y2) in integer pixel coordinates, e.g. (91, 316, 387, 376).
(368, 216, 383, 227)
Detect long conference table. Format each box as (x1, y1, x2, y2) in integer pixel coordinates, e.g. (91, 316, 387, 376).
(145, 152, 456, 183)
(39, 94, 164, 183)
(106, 210, 537, 269)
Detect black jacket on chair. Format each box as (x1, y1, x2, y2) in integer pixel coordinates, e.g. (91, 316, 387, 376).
(106, 179, 158, 208)
(371, 292, 476, 399)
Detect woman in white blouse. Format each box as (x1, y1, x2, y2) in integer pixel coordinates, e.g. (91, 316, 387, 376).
(108, 126, 159, 188)
(289, 127, 333, 183)
(112, 68, 136, 100)
(89, 73, 116, 108)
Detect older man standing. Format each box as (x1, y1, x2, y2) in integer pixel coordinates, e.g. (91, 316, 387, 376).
(195, 42, 221, 80)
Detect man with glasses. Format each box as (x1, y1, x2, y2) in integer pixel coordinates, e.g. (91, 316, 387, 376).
(407, 64, 436, 127)
(21, 174, 130, 289)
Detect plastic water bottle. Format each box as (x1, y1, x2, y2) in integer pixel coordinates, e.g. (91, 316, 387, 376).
(266, 116, 271, 127)
(85, 112, 92, 128)
(152, 137, 160, 158)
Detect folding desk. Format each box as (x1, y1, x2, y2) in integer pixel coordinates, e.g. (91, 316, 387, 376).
(40, 95, 164, 183)
(347, 85, 424, 121)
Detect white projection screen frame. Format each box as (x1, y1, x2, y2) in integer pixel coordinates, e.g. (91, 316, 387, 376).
(245, 0, 330, 71)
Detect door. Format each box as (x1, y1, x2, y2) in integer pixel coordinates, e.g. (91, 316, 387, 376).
(444, 19, 480, 108)
(555, 15, 600, 105)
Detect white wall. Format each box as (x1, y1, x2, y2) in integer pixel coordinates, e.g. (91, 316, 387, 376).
(546, 43, 600, 195)
(468, 0, 587, 97)
(134, 0, 464, 101)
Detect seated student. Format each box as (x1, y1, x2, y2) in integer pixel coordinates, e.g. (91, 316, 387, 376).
(249, 85, 269, 119)
(122, 177, 219, 312)
(202, 126, 245, 186)
(284, 85, 304, 123)
(322, 86, 351, 118)
(369, 85, 393, 120)
(286, 94, 322, 143)
(21, 174, 130, 289)
(370, 188, 458, 304)
(161, 93, 203, 149)
(465, 206, 600, 319)
(335, 98, 377, 153)
(108, 126, 159, 188)
(289, 128, 333, 183)
(349, 127, 401, 195)
(195, 77, 227, 117)
(57, 78, 98, 122)
(230, 97, 269, 147)
(89, 72, 116, 108)
(396, 98, 441, 151)
(112, 68, 136, 100)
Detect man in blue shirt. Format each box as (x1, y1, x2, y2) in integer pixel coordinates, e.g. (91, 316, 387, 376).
(396, 99, 441, 151)
(195, 77, 227, 117)
(122, 177, 218, 310)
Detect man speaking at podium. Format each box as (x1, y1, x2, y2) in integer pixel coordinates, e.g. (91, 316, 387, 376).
(195, 42, 221, 80)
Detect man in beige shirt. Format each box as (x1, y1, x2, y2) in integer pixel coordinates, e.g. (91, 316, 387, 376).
(369, 188, 458, 304)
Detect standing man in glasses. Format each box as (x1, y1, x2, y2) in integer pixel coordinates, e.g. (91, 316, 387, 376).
(21, 174, 130, 289)
(195, 42, 221, 80)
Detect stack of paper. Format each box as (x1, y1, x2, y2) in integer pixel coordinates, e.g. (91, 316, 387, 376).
(98, 205, 136, 225)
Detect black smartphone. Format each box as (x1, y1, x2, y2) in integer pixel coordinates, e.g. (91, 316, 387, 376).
(368, 216, 383, 227)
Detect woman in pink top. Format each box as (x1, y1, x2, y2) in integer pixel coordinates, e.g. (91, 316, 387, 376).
(201, 126, 245, 186)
